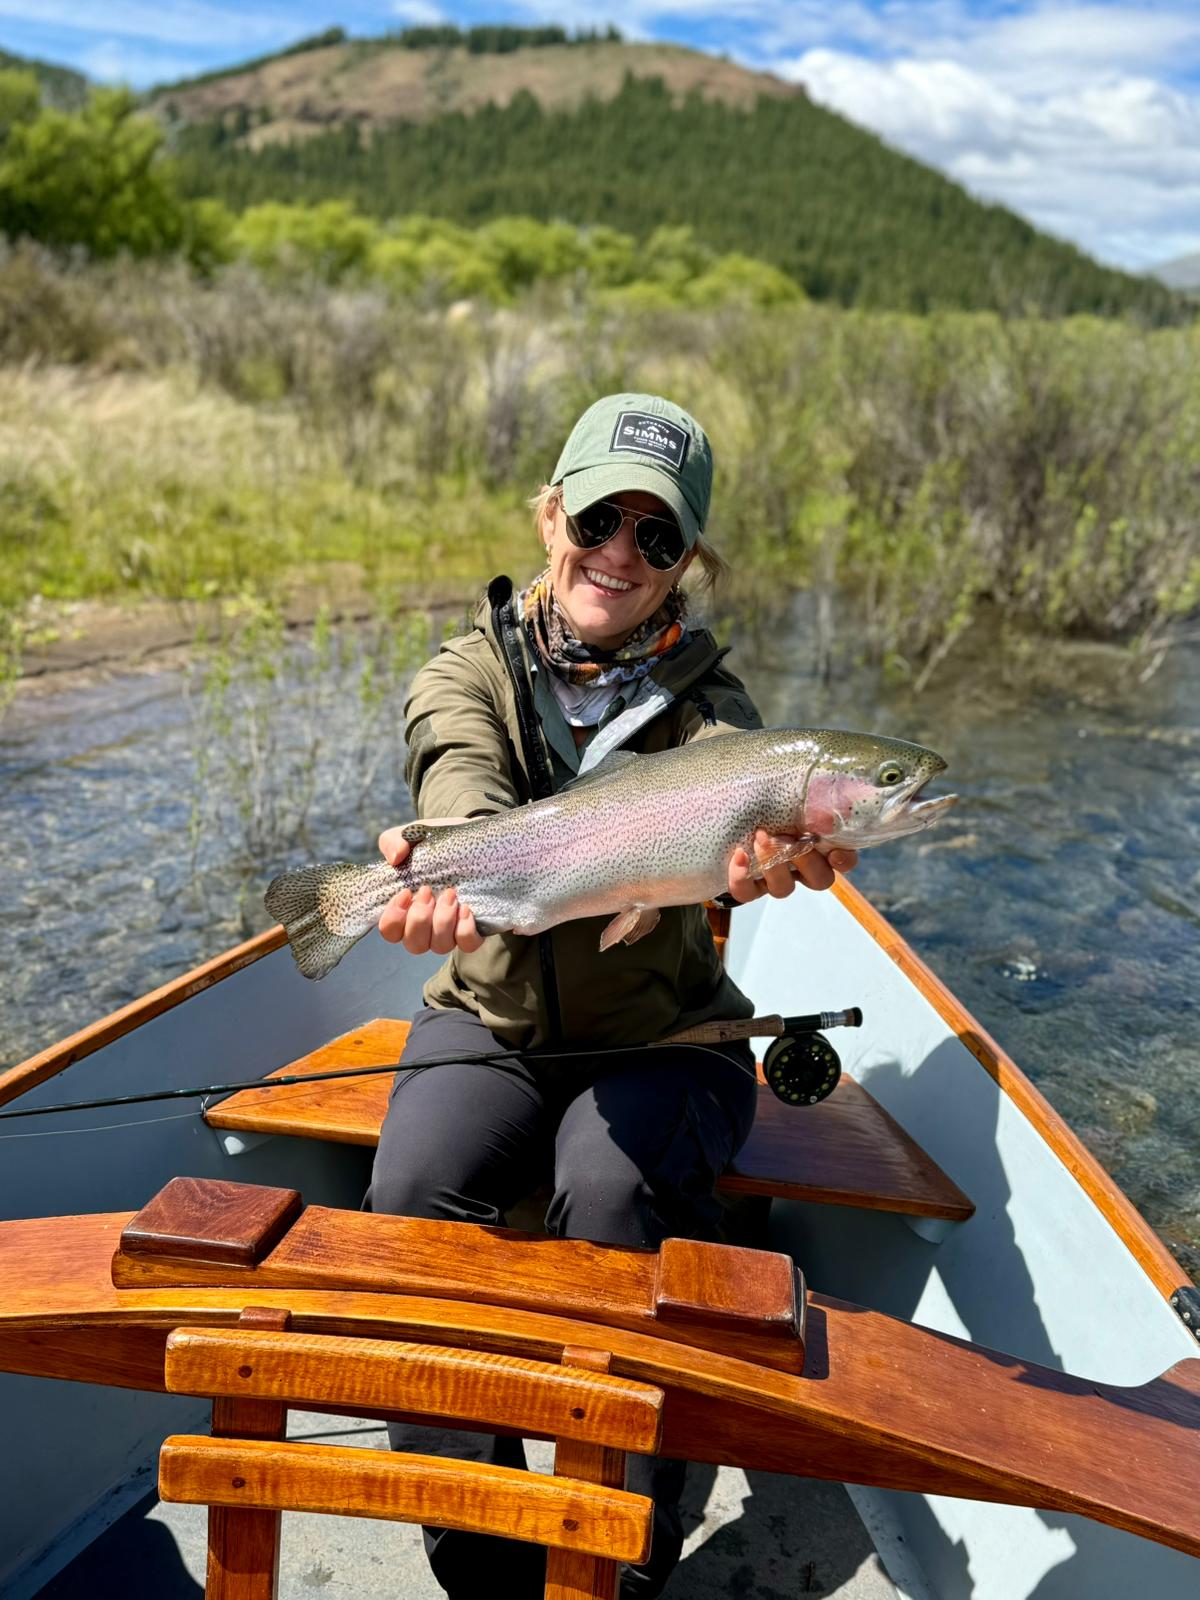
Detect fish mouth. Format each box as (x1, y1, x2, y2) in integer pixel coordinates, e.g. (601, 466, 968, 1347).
(875, 774, 958, 836)
(904, 790, 958, 828)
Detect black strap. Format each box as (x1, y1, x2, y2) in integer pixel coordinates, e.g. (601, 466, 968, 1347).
(686, 685, 718, 726)
(490, 577, 556, 801)
(489, 577, 564, 1042)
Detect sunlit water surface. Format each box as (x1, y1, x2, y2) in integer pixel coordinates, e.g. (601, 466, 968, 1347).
(2, 605, 1198, 1274)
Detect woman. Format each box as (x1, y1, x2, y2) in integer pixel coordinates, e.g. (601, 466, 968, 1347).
(367, 392, 857, 1600)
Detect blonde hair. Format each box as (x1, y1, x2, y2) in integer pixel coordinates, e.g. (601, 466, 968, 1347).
(529, 483, 728, 595)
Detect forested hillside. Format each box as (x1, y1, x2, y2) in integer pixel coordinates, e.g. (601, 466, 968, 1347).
(170, 65, 1171, 318)
(0, 46, 87, 109)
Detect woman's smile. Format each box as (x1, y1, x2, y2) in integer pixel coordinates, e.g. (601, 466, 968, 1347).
(582, 566, 636, 595)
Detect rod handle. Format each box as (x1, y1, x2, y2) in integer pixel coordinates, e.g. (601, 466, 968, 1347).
(654, 1016, 785, 1047)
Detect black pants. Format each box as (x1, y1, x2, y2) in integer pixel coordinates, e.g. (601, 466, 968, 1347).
(366, 1005, 758, 1600)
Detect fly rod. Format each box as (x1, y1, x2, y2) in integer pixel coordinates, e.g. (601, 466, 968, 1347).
(0, 1008, 862, 1122)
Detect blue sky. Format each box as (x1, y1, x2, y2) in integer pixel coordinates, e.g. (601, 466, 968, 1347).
(3, 2, 1199, 270)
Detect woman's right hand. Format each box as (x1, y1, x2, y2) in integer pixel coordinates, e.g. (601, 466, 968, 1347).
(377, 825, 485, 956)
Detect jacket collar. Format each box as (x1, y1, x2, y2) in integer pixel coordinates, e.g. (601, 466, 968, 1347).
(477, 575, 727, 697)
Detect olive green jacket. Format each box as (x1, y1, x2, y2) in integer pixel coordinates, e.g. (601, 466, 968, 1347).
(404, 577, 762, 1050)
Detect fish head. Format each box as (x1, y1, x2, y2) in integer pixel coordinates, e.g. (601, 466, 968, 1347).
(779, 729, 957, 849)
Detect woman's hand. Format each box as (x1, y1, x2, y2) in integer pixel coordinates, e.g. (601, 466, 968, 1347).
(727, 830, 858, 902)
(377, 824, 484, 956)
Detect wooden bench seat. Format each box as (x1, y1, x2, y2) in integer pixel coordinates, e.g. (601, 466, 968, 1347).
(205, 1020, 973, 1224)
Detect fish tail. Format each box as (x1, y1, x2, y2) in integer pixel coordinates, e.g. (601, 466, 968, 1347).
(265, 860, 401, 981)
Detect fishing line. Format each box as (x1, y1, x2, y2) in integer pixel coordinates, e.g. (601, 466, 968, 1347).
(0, 1109, 208, 1140)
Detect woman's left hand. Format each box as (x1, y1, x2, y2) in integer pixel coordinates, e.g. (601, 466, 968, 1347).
(726, 830, 858, 902)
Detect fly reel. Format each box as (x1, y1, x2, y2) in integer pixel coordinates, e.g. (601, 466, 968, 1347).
(763, 1031, 843, 1106)
(758, 1006, 862, 1106)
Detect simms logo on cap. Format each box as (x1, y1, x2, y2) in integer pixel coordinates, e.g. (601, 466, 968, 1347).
(610, 411, 689, 471)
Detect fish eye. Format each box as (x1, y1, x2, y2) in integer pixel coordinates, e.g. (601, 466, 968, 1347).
(877, 761, 905, 787)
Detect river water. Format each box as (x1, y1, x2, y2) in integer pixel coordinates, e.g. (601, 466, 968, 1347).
(2, 603, 1198, 1276)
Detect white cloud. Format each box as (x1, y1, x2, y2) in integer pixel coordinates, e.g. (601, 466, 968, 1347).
(80, 39, 203, 86)
(764, 5, 1200, 269)
(0, 0, 285, 49)
(979, 5, 1200, 73)
(391, 1, 449, 25)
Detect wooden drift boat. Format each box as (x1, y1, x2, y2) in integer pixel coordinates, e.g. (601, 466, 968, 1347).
(1, 880, 1198, 1599)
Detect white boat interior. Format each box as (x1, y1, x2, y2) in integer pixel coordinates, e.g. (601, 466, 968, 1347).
(1, 885, 1196, 1600)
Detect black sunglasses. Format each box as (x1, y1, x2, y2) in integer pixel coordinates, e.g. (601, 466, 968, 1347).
(565, 499, 689, 573)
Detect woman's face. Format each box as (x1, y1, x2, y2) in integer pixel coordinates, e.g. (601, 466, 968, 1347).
(541, 488, 694, 649)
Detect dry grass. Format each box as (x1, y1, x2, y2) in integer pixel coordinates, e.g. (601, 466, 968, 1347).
(0, 363, 537, 613)
(2, 250, 1198, 699)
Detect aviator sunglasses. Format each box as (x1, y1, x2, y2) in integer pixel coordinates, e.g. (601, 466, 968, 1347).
(565, 498, 689, 572)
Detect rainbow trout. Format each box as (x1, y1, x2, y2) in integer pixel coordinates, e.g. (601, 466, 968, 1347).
(267, 727, 956, 980)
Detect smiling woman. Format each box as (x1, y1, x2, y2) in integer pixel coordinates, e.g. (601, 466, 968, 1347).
(363, 390, 858, 1600)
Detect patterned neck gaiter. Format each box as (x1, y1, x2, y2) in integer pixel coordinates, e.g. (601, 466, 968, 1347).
(520, 569, 688, 690)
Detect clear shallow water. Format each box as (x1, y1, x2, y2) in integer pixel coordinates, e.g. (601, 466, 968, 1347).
(2, 610, 1198, 1275)
(0, 636, 414, 1059)
(744, 607, 1200, 1276)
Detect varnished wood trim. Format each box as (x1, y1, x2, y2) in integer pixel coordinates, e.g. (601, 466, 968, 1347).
(0, 926, 287, 1109)
(831, 877, 1190, 1298)
(159, 1436, 654, 1562)
(7, 1211, 1200, 1559)
(164, 1328, 664, 1452)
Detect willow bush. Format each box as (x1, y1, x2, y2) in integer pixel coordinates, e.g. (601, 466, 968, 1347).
(1, 247, 1197, 693)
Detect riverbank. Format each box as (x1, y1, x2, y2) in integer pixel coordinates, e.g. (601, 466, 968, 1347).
(4, 262, 1199, 698)
(14, 581, 478, 693)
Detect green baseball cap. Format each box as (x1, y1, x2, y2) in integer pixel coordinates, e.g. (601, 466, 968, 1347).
(551, 392, 713, 548)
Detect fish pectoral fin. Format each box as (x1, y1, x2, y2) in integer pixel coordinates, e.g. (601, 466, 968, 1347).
(599, 905, 661, 952)
(750, 834, 819, 877)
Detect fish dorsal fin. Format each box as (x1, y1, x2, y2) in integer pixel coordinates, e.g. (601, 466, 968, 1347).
(561, 749, 641, 793)
(400, 816, 473, 846)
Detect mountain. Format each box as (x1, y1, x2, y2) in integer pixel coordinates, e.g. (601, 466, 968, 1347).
(152, 32, 803, 143)
(0, 44, 88, 108)
(1150, 251, 1200, 291)
(162, 30, 1176, 321)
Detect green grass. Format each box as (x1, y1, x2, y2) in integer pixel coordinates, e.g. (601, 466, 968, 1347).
(0, 367, 537, 615)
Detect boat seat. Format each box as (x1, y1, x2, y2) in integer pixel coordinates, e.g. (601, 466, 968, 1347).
(159, 1305, 661, 1600)
(205, 1020, 974, 1224)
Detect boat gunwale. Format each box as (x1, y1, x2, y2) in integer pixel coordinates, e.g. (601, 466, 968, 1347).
(1, 884, 1190, 1303)
(830, 877, 1191, 1301)
(0, 925, 287, 1109)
